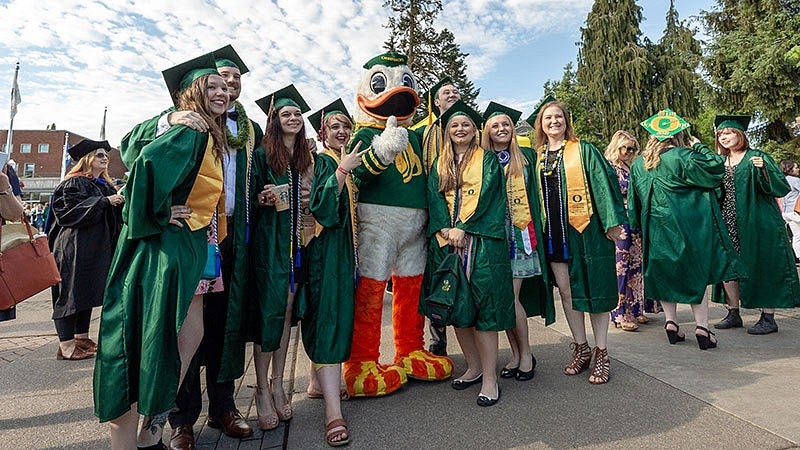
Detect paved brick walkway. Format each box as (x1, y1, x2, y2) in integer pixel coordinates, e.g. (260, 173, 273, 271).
(0, 333, 57, 367)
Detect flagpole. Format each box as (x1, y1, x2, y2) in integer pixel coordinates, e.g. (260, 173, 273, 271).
(5, 62, 20, 154)
(60, 132, 69, 181)
(100, 106, 107, 140)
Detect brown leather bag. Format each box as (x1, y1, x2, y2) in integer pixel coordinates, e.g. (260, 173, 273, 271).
(0, 216, 61, 310)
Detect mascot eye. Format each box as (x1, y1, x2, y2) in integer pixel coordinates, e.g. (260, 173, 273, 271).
(370, 73, 387, 94)
(402, 74, 415, 89)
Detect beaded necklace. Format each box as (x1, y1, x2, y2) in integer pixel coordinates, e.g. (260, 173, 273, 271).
(541, 144, 569, 260)
(287, 166, 303, 293)
(540, 143, 565, 176)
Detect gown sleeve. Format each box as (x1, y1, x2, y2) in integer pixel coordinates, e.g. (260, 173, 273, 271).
(52, 177, 111, 229)
(309, 154, 348, 229)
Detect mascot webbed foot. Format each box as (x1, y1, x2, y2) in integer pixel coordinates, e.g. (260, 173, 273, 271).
(344, 360, 407, 397)
(395, 349, 453, 381)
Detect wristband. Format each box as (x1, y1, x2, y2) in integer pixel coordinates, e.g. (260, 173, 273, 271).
(337, 166, 349, 175)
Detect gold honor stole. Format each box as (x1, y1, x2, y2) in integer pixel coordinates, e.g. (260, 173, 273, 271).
(184, 135, 227, 242)
(437, 148, 484, 247)
(355, 122, 423, 183)
(505, 167, 537, 254)
(537, 139, 593, 233)
(422, 121, 442, 174)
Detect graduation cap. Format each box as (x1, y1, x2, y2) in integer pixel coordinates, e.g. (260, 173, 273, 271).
(68, 139, 112, 161)
(255, 84, 311, 115)
(162, 52, 218, 104)
(308, 98, 351, 134)
(483, 101, 522, 125)
(440, 99, 484, 129)
(714, 114, 751, 132)
(524, 94, 556, 128)
(640, 108, 691, 141)
(421, 76, 455, 105)
(363, 52, 408, 69)
(213, 44, 249, 74)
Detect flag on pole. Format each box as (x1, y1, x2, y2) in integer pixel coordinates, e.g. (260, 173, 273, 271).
(10, 62, 21, 120)
(100, 106, 107, 140)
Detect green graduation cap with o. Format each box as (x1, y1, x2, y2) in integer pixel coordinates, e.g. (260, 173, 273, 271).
(640, 108, 691, 141)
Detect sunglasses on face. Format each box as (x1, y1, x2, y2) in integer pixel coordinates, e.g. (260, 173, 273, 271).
(619, 146, 637, 153)
(95, 153, 109, 159)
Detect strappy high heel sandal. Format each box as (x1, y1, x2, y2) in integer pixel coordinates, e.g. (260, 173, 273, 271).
(254, 386, 279, 431)
(270, 376, 293, 421)
(664, 320, 686, 345)
(563, 342, 591, 376)
(695, 326, 718, 350)
(588, 347, 610, 385)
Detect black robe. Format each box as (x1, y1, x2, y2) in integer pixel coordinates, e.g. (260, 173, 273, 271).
(48, 176, 122, 319)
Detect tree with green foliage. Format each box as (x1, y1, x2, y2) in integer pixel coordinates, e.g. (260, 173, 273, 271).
(648, 0, 703, 125)
(542, 63, 603, 147)
(382, 0, 480, 116)
(702, 0, 800, 145)
(576, 0, 651, 142)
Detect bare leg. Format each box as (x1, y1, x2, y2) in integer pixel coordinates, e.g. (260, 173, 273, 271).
(316, 364, 348, 443)
(453, 327, 481, 380)
(510, 278, 533, 372)
(109, 404, 138, 450)
(690, 296, 710, 329)
(661, 301, 684, 336)
(474, 330, 499, 398)
(550, 262, 587, 344)
(138, 294, 204, 447)
(271, 286, 296, 416)
(721, 281, 741, 308)
(588, 312, 609, 349)
(253, 344, 278, 428)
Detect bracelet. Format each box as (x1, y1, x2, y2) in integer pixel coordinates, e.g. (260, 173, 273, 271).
(337, 166, 349, 175)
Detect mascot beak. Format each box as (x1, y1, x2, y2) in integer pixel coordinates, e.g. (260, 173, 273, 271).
(357, 86, 420, 122)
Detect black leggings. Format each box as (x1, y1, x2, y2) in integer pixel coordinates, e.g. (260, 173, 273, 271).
(54, 309, 92, 342)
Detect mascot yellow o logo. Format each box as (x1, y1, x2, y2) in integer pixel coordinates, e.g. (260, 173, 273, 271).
(647, 116, 680, 134)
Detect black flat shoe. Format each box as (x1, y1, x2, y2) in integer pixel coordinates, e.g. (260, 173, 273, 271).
(500, 367, 518, 378)
(451, 373, 483, 390)
(664, 320, 686, 345)
(696, 326, 717, 350)
(477, 385, 500, 407)
(515, 354, 536, 381)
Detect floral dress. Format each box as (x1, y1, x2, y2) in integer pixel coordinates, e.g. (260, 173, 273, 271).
(609, 161, 661, 324)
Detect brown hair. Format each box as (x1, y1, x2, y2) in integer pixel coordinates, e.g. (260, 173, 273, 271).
(780, 160, 797, 176)
(715, 127, 749, 156)
(66, 151, 113, 183)
(176, 75, 226, 160)
(604, 130, 640, 163)
(262, 107, 313, 175)
(437, 116, 478, 193)
(481, 114, 527, 177)
(642, 133, 686, 170)
(532, 101, 578, 149)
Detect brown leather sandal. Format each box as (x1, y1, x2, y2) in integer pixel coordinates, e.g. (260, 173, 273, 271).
(588, 347, 610, 384)
(563, 342, 591, 376)
(75, 337, 98, 353)
(325, 418, 350, 447)
(56, 346, 94, 361)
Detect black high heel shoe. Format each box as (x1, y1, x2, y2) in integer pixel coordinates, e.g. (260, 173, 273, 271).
(664, 320, 686, 345)
(695, 326, 717, 350)
(515, 354, 537, 381)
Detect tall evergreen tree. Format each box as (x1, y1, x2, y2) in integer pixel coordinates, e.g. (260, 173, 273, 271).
(542, 63, 603, 147)
(576, 0, 651, 141)
(702, 0, 800, 143)
(383, 0, 480, 116)
(648, 0, 703, 123)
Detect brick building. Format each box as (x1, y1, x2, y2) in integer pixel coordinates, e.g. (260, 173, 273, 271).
(0, 128, 127, 201)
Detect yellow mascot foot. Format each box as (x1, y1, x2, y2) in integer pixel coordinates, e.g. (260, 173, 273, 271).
(395, 349, 453, 381)
(343, 361, 407, 397)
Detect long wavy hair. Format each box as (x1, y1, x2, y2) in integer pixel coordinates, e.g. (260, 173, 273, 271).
(533, 101, 578, 149)
(715, 127, 749, 156)
(604, 130, 639, 165)
(177, 74, 226, 160)
(481, 114, 526, 177)
(262, 106, 313, 175)
(643, 133, 685, 170)
(438, 116, 478, 193)
(66, 152, 113, 183)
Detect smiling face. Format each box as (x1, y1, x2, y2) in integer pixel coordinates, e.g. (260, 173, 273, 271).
(90, 149, 109, 174)
(324, 114, 353, 150)
(717, 128, 742, 152)
(205, 75, 229, 117)
(216, 66, 241, 103)
(486, 114, 513, 146)
(278, 105, 304, 136)
(434, 84, 460, 114)
(541, 104, 566, 141)
(448, 115, 476, 148)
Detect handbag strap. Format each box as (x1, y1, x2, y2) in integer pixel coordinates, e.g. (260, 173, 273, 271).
(0, 214, 34, 249)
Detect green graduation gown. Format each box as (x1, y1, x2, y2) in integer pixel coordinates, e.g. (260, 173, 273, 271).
(538, 140, 628, 313)
(303, 152, 356, 364)
(514, 147, 556, 325)
(711, 149, 800, 308)
(628, 143, 746, 304)
(93, 126, 213, 421)
(426, 148, 515, 332)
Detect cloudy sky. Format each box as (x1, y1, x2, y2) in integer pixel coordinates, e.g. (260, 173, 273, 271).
(1, 0, 714, 147)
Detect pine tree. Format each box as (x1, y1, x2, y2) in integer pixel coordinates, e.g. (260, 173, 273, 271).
(542, 63, 604, 147)
(648, 0, 703, 123)
(382, 0, 480, 116)
(702, 0, 800, 144)
(576, 0, 651, 141)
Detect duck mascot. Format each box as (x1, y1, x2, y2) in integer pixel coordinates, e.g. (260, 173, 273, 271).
(344, 51, 453, 397)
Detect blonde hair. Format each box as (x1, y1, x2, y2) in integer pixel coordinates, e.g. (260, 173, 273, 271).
(481, 114, 527, 177)
(320, 113, 353, 148)
(177, 75, 226, 161)
(533, 101, 578, 149)
(66, 151, 113, 183)
(715, 127, 749, 156)
(437, 115, 478, 193)
(642, 133, 685, 170)
(604, 130, 640, 163)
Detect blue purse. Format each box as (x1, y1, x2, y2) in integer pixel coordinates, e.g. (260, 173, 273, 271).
(200, 211, 221, 280)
